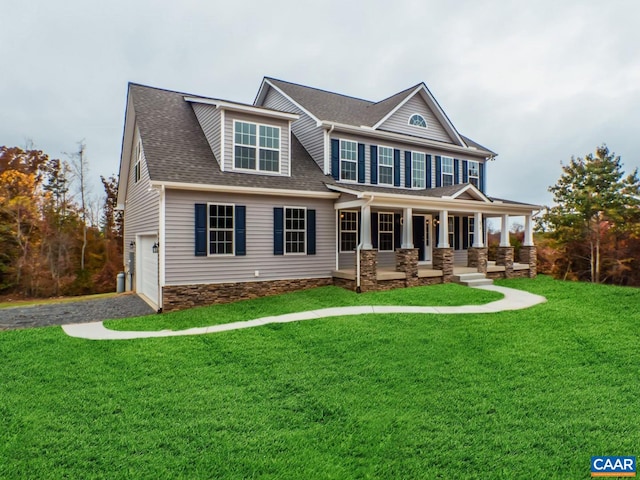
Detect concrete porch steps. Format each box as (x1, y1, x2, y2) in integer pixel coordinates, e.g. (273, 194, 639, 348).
(453, 272, 493, 287)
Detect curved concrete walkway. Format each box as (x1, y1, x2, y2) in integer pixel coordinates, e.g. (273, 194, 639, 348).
(62, 285, 546, 341)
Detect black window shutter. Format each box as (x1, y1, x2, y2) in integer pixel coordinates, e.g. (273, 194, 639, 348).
(331, 139, 340, 180)
(357, 143, 365, 183)
(479, 162, 485, 192)
(274, 207, 284, 255)
(370, 145, 378, 184)
(235, 205, 246, 256)
(393, 149, 401, 187)
(454, 216, 461, 250)
(404, 151, 412, 188)
(462, 217, 469, 250)
(371, 212, 379, 249)
(195, 203, 207, 256)
(307, 209, 316, 255)
(462, 160, 468, 183)
(454, 159, 460, 185)
(435, 156, 442, 187)
(426, 155, 432, 188)
(394, 213, 401, 250)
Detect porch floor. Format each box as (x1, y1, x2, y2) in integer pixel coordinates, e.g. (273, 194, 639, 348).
(333, 263, 531, 281)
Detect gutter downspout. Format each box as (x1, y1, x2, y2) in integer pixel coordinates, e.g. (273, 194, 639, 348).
(356, 195, 375, 293)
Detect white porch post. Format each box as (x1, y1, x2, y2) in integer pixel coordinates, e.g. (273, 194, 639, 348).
(361, 204, 373, 249)
(500, 214, 510, 247)
(473, 212, 484, 248)
(401, 207, 413, 248)
(523, 214, 534, 246)
(438, 210, 449, 248)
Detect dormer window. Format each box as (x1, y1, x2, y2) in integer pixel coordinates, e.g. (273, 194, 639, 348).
(408, 114, 427, 128)
(234, 121, 280, 173)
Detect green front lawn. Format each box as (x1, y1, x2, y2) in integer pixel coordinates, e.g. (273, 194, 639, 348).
(2, 276, 639, 479)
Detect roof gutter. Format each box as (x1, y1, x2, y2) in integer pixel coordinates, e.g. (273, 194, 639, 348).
(149, 180, 340, 199)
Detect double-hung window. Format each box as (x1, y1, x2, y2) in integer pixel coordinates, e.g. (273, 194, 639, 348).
(378, 146, 393, 185)
(468, 216, 475, 247)
(448, 216, 455, 248)
(340, 140, 357, 181)
(133, 141, 141, 183)
(234, 121, 280, 173)
(340, 211, 358, 252)
(468, 160, 479, 188)
(412, 152, 426, 189)
(379, 213, 394, 252)
(285, 207, 306, 254)
(442, 156, 454, 187)
(209, 204, 234, 255)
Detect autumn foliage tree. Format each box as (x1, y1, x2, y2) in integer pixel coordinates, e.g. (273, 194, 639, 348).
(539, 145, 640, 285)
(0, 145, 124, 297)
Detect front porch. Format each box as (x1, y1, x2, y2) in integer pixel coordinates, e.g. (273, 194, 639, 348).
(332, 246, 537, 293)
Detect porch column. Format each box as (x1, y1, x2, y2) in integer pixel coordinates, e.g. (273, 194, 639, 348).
(523, 214, 534, 246)
(500, 214, 510, 247)
(401, 207, 413, 248)
(361, 204, 373, 250)
(437, 210, 449, 248)
(473, 212, 484, 248)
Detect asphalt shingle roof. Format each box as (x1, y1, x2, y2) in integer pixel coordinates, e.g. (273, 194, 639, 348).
(129, 83, 334, 192)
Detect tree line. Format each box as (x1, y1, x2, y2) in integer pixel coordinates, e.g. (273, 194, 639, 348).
(537, 145, 640, 286)
(0, 145, 122, 297)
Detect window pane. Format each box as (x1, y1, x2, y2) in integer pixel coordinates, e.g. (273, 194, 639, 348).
(235, 122, 256, 146)
(259, 125, 279, 149)
(341, 160, 356, 181)
(442, 157, 453, 174)
(341, 232, 357, 252)
(235, 146, 256, 169)
(442, 174, 453, 187)
(259, 149, 279, 172)
(340, 141, 357, 161)
(409, 114, 427, 128)
(379, 165, 393, 185)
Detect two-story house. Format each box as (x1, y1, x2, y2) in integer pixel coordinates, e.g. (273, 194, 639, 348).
(117, 78, 539, 312)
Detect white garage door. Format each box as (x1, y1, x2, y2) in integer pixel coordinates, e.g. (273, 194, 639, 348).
(138, 235, 159, 308)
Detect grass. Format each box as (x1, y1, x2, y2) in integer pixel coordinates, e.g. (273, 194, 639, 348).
(2, 276, 640, 478)
(0, 291, 120, 309)
(105, 284, 502, 331)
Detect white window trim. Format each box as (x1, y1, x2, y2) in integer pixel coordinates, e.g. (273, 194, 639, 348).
(339, 139, 358, 183)
(411, 151, 426, 189)
(133, 140, 141, 183)
(468, 216, 475, 249)
(448, 216, 455, 249)
(233, 120, 282, 174)
(207, 202, 235, 257)
(339, 210, 359, 253)
(378, 211, 394, 252)
(284, 206, 306, 255)
(468, 160, 479, 187)
(442, 156, 454, 187)
(378, 145, 394, 186)
(408, 113, 428, 129)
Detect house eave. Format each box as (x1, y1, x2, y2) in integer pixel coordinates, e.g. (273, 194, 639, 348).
(150, 180, 340, 199)
(184, 96, 300, 121)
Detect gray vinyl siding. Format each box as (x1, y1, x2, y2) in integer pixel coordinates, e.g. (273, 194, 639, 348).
(192, 103, 222, 167)
(378, 94, 454, 144)
(262, 87, 325, 170)
(454, 250, 468, 265)
(164, 189, 335, 285)
(123, 127, 160, 263)
(224, 111, 290, 175)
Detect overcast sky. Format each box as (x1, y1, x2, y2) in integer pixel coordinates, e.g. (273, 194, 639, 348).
(2, 0, 639, 206)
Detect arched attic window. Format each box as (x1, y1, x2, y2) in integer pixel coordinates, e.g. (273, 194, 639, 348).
(408, 113, 427, 128)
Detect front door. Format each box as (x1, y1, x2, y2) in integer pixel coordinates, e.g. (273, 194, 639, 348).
(412, 215, 433, 263)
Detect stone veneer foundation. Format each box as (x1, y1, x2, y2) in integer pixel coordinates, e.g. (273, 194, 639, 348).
(496, 246, 514, 277)
(519, 246, 537, 278)
(395, 248, 419, 287)
(162, 278, 332, 312)
(433, 247, 454, 283)
(467, 247, 488, 274)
